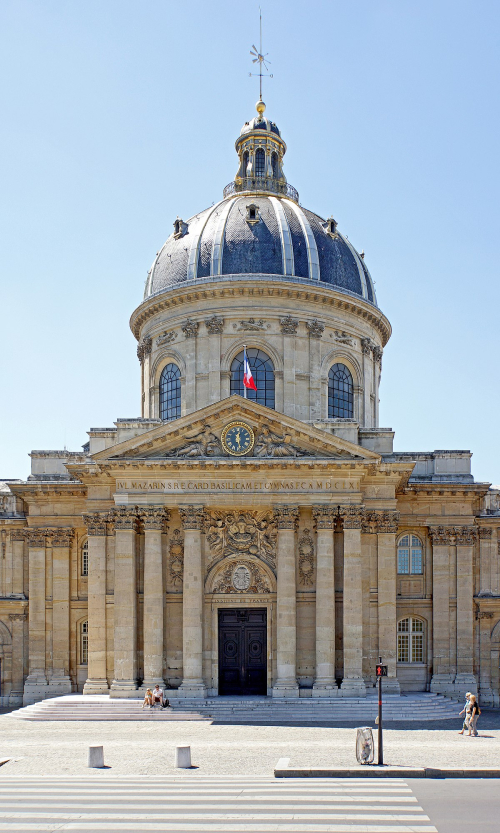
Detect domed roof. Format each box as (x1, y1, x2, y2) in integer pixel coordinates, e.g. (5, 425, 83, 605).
(144, 197, 376, 305)
(143, 102, 377, 307)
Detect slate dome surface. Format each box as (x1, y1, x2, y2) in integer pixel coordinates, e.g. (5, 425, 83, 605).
(144, 196, 376, 306)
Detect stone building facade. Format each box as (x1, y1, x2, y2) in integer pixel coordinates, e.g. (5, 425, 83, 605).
(1, 101, 499, 706)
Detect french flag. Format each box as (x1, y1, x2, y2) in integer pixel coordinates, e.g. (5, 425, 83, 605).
(243, 348, 257, 391)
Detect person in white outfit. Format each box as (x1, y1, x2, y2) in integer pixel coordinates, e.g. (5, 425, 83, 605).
(152, 684, 164, 708)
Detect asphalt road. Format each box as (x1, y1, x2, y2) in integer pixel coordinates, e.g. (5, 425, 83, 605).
(409, 778, 500, 833)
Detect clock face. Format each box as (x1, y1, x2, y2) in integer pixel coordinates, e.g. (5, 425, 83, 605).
(221, 421, 255, 456)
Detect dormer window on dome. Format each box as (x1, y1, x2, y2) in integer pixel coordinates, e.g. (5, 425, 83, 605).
(324, 217, 338, 237)
(245, 203, 260, 224)
(173, 217, 187, 239)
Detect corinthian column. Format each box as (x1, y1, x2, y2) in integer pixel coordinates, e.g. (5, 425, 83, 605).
(340, 506, 366, 697)
(110, 508, 139, 697)
(375, 511, 400, 693)
(83, 512, 109, 695)
(50, 527, 74, 694)
(454, 526, 477, 696)
(273, 505, 299, 697)
(429, 526, 454, 695)
(142, 507, 169, 689)
(312, 506, 336, 695)
(178, 506, 206, 696)
(23, 528, 49, 704)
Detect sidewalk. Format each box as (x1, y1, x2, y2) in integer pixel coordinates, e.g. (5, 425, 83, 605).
(0, 710, 498, 776)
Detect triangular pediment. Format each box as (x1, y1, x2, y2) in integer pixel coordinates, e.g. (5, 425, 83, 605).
(91, 396, 380, 463)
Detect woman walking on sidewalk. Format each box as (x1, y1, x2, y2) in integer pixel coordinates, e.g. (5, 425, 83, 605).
(458, 692, 472, 734)
(467, 695, 480, 736)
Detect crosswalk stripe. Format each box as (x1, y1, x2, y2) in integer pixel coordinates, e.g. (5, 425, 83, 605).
(0, 777, 438, 832)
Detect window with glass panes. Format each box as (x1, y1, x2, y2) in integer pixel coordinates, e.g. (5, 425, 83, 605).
(255, 148, 266, 177)
(397, 617, 424, 663)
(81, 541, 89, 577)
(397, 534, 423, 574)
(80, 621, 89, 665)
(159, 363, 181, 421)
(230, 349, 275, 409)
(328, 363, 353, 418)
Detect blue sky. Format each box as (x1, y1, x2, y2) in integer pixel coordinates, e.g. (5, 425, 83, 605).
(1, 0, 499, 484)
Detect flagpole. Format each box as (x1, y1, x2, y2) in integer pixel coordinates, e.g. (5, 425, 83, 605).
(243, 344, 247, 398)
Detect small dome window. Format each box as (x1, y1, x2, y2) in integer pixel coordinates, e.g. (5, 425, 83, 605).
(173, 217, 187, 239)
(324, 217, 338, 237)
(246, 203, 260, 224)
(271, 152, 278, 178)
(242, 150, 249, 177)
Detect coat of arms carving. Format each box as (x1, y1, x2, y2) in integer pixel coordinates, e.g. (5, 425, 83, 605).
(206, 510, 277, 569)
(212, 559, 271, 594)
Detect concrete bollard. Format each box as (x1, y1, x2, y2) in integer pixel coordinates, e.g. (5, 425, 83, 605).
(175, 745, 191, 768)
(88, 746, 105, 768)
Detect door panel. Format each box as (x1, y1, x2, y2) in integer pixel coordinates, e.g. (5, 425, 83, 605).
(218, 609, 267, 695)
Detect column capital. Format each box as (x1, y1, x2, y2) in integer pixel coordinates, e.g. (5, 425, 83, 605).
(9, 613, 27, 622)
(339, 505, 365, 529)
(312, 505, 336, 529)
(141, 507, 170, 530)
(179, 505, 205, 530)
(429, 525, 454, 545)
(478, 526, 493, 540)
(24, 528, 50, 547)
(83, 512, 110, 536)
(205, 315, 224, 334)
(374, 510, 400, 534)
(306, 319, 324, 339)
(10, 529, 26, 543)
(455, 526, 477, 545)
(274, 505, 299, 529)
(113, 507, 139, 531)
(50, 528, 75, 548)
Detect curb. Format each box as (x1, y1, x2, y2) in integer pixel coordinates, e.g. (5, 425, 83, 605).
(274, 765, 500, 779)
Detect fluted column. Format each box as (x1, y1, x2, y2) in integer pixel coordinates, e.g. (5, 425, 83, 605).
(23, 528, 48, 703)
(375, 511, 400, 693)
(429, 526, 454, 695)
(50, 528, 74, 694)
(454, 526, 478, 696)
(142, 507, 169, 689)
(10, 530, 25, 596)
(273, 505, 299, 697)
(83, 512, 110, 694)
(340, 506, 366, 696)
(9, 613, 26, 704)
(178, 506, 206, 696)
(110, 508, 138, 696)
(312, 506, 336, 694)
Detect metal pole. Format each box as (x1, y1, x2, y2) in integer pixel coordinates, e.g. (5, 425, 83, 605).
(243, 344, 247, 399)
(378, 655, 383, 766)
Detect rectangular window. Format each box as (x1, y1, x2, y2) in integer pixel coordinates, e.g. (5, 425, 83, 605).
(398, 633, 409, 662)
(81, 544, 89, 577)
(81, 622, 88, 665)
(412, 633, 424, 662)
(398, 549, 409, 574)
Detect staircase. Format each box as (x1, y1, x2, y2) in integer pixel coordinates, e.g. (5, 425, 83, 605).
(7, 692, 459, 722)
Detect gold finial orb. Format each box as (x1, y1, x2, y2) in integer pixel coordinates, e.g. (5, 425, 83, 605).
(256, 99, 266, 118)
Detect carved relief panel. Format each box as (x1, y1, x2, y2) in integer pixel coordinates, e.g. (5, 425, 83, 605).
(205, 510, 277, 571)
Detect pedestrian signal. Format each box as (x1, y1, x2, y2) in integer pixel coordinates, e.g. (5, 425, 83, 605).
(376, 664, 388, 677)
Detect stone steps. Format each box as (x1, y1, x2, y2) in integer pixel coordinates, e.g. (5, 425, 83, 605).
(7, 693, 460, 721)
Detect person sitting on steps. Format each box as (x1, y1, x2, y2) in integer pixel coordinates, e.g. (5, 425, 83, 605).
(142, 688, 153, 709)
(151, 684, 164, 708)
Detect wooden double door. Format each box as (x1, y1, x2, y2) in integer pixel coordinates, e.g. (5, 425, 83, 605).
(218, 609, 267, 695)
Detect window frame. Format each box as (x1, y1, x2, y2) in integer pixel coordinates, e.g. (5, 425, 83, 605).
(159, 362, 181, 422)
(397, 616, 425, 663)
(254, 148, 266, 178)
(397, 533, 424, 575)
(80, 620, 89, 666)
(81, 540, 89, 577)
(230, 348, 275, 410)
(328, 362, 354, 419)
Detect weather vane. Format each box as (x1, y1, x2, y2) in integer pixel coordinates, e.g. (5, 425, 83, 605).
(249, 8, 273, 102)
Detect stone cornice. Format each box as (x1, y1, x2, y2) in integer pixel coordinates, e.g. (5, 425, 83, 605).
(129, 279, 391, 346)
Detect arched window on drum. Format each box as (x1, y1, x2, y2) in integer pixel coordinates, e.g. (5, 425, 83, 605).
(328, 363, 353, 418)
(271, 152, 278, 178)
(255, 148, 266, 178)
(230, 349, 275, 409)
(159, 363, 181, 421)
(397, 534, 423, 574)
(397, 617, 425, 663)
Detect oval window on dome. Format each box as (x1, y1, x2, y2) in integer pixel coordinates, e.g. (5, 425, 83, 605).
(230, 349, 275, 409)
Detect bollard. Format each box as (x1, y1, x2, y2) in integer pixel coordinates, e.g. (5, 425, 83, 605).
(88, 746, 105, 768)
(175, 745, 191, 768)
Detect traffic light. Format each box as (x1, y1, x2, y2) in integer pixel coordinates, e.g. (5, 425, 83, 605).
(376, 664, 388, 677)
